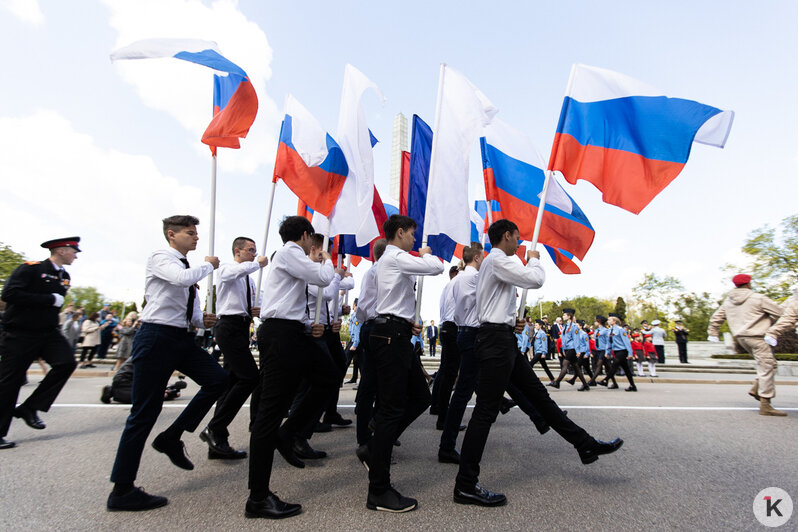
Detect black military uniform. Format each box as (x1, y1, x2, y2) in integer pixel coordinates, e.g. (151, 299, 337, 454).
(0, 237, 80, 449)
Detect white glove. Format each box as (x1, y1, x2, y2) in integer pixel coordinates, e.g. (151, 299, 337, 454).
(707, 335, 719, 343)
(764, 335, 778, 347)
(52, 293, 64, 307)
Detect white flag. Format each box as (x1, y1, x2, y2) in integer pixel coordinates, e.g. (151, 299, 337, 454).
(424, 65, 498, 246)
(328, 64, 385, 245)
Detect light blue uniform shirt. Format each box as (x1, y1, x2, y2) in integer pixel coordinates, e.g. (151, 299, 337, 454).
(576, 329, 589, 353)
(595, 326, 609, 352)
(561, 321, 577, 350)
(349, 314, 361, 348)
(533, 329, 548, 355)
(609, 324, 632, 352)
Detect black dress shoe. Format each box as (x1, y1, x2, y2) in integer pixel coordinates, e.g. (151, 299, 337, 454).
(209, 448, 247, 460)
(625, 386, 638, 392)
(100, 385, 113, 404)
(323, 413, 352, 427)
(438, 448, 461, 464)
(313, 421, 332, 433)
(547, 381, 560, 389)
(367, 487, 418, 512)
(567, 377, 576, 386)
(499, 398, 516, 414)
(276, 434, 305, 468)
(107, 487, 168, 512)
(598, 380, 609, 387)
(14, 406, 45, 430)
(578, 437, 624, 465)
(355, 443, 370, 471)
(0, 437, 16, 449)
(608, 383, 619, 389)
(200, 428, 247, 459)
(587, 380, 597, 387)
(293, 437, 327, 459)
(453, 484, 507, 507)
(151, 433, 194, 470)
(245, 493, 302, 519)
(577, 384, 590, 391)
(345, 379, 357, 384)
(533, 419, 550, 435)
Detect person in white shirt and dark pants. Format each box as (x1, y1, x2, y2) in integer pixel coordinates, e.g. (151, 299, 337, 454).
(107, 215, 227, 512)
(200, 237, 268, 460)
(246, 216, 338, 520)
(358, 215, 444, 513)
(453, 219, 623, 508)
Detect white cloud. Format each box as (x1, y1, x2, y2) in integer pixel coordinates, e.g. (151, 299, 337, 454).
(1, 0, 44, 26)
(103, 0, 281, 174)
(0, 109, 210, 302)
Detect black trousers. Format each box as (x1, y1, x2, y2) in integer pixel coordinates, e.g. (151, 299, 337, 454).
(655, 345, 665, 364)
(529, 351, 555, 380)
(677, 342, 688, 363)
(433, 321, 460, 425)
(207, 316, 259, 440)
(249, 319, 338, 498)
(605, 349, 635, 387)
(0, 328, 77, 438)
(324, 330, 347, 417)
(456, 327, 591, 491)
(355, 321, 376, 446)
(110, 323, 228, 484)
(368, 319, 431, 493)
(428, 338, 437, 357)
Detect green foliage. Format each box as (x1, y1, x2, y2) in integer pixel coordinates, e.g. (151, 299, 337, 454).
(540, 296, 615, 323)
(672, 291, 725, 340)
(614, 297, 627, 323)
(66, 286, 105, 315)
(725, 214, 798, 301)
(0, 242, 27, 289)
(110, 301, 138, 317)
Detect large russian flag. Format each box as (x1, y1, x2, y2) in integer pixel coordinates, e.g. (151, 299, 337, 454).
(481, 118, 595, 261)
(110, 38, 258, 154)
(549, 63, 734, 214)
(273, 95, 348, 217)
(406, 114, 458, 261)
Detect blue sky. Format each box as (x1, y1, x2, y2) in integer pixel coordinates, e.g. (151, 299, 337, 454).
(1, 0, 797, 320)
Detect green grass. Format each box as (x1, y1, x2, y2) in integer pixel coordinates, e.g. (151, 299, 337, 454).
(711, 353, 798, 361)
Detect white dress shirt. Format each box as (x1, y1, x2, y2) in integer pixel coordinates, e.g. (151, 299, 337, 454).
(260, 241, 335, 323)
(375, 244, 445, 322)
(306, 273, 355, 327)
(476, 248, 545, 326)
(356, 263, 379, 323)
(452, 265, 479, 327)
(139, 247, 214, 328)
(215, 260, 260, 317)
(439, 278, 457, 324)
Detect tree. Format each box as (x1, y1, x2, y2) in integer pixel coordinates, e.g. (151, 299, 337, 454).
(0, 242, 27, 289)
(67, 286, 105, 315)
(540, 296, 615, 323)
(672, 291, 723, 342)
(726, 214, 798, 301)
(614, 297, 627, 323)
(631, 273, 684, 318)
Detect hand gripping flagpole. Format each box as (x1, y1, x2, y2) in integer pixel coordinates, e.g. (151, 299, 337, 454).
(206, 154, 218, 314)
(414, 62, 447, 325)
(313, 234, 331, 325)
(254, 178, 278, 308)
(517, 170, 552, 319)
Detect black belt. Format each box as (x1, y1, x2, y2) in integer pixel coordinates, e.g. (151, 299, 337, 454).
(441, 321, 456, 328)
(480, 323, 514, 332)
(219, 315, 251, 322)
(375, 314, 413, 328)
(363, 318, 375, 327)
(458, 326, 479, 333)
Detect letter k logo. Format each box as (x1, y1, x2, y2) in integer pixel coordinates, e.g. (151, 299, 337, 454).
(765, 496, 783, 517)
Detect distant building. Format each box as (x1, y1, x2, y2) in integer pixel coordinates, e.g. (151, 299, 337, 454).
(389, 112, 408, 201)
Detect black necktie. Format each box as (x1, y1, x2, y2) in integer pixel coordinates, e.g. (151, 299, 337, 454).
(244, 275, 252, 316)
(180, 258, 195, 324)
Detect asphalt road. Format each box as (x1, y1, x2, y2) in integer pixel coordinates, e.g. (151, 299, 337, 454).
(2, 376, 797, 531)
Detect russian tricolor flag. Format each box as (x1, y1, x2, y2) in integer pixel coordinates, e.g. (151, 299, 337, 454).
(549, 64, 734, 214)
(543, 245, 580, 275)
(481, 118, 595, 261)
(273, 95, 348, 217)
(110, 38, 258, 155)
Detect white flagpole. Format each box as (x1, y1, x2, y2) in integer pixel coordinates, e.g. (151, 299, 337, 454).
(254, 179, 277, 307)
(206, 154, 218, 313)
(517, 170, 552, 319)
(333, 249, 343, 321)
(343, 254, 352, 306)
(313, 234, 331, 324)
(414, 62, 447, 325)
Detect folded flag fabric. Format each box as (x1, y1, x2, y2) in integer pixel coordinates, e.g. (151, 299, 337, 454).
(274, 94, 348, 216)
(110, 38, 258, 154)
(481, 118, 595, 261)
(549, 63, 734, 214)
(543, 244, 581, 275)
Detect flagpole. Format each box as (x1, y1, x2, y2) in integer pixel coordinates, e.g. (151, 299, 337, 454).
(414, 62, 447, 325)
(333, 249, 344, 321)
(343, 254, 351, 306)
(206, 154, 218, 313)
(313, 234, 331, 324)
(254, 179, 277, 307)
(517, 170, 552, 319)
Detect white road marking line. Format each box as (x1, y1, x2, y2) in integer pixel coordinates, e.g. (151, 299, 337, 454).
(50, 404, 798, 411)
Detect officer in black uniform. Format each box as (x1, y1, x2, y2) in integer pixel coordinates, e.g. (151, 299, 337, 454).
(0, 237, 81, 449)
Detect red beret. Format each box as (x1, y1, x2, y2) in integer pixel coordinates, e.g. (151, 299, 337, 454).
(732, 274, 751, 287)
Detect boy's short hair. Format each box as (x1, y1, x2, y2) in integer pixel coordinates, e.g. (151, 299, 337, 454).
(162, 215, 199, 241)
(232, 236, 255, 255)
(462, 242, 483, 264)
(279, 216, 315, 244)
(372, 238, 388, 261)
(488, 219, 518, 246)
(382, 215, 417, 241)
